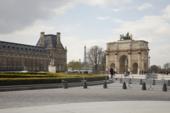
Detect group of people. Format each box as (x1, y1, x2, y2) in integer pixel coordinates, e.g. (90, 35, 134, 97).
(108, 68, 130, 79)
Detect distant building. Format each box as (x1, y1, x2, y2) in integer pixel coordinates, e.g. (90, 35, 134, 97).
(0, 32, 67, 72)
(106, 33, 149, 74)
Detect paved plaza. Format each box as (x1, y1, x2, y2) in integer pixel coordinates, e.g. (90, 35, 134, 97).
(0, 101, 170, 113)
(0, 81, 170, 111)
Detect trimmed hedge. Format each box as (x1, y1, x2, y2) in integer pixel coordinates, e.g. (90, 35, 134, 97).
(0, 72, 101, 78)
(0, 72, 47, 78)
(0, 76, 106, 86)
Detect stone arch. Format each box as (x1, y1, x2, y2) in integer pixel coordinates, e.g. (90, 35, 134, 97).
(132, 63, 138, 74)
(119, 55, 128, 74)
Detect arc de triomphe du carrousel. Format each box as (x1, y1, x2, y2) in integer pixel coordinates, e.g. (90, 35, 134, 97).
(106, 33, 150, 74)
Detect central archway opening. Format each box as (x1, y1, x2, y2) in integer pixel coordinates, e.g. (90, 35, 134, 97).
(110, 63, 115, 70)
(119, 55, 128, 74)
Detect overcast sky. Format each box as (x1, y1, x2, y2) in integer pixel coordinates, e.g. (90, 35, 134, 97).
(0, 0, 170, 67)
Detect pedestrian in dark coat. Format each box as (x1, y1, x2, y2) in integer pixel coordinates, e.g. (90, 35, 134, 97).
(110, 68, 114, 79)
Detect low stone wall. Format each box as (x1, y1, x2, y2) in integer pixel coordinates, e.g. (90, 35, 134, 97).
(114, 74, 170, 80)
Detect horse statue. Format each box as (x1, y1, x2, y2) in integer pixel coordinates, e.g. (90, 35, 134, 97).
(120, 32, 132, 40)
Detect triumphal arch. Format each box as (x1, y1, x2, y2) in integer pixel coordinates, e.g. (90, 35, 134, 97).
(106, 33, 149, 74)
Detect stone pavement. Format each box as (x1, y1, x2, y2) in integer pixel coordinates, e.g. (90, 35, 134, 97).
(0, 101, 170, 113)
(0, 81, 170, 109)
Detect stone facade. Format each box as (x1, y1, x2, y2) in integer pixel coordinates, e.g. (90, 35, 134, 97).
(0, 32, 67, 72)
(106, 35, 149, 74)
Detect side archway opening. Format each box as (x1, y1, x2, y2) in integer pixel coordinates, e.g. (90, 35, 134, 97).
(132, 63, 138, 74)
(119, 55, 128, 74)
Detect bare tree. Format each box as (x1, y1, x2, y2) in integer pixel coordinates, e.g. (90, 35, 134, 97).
(87, 45, 105, 73)
(149, 65, 161, 73)
(163, 63, 170, 73)
(164, 63, 170, 69)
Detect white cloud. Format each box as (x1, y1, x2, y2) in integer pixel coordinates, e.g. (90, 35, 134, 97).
(0, 18, 107, 62)
(97, 16, 124, 23)
(151, 44, 170, 66)
(0, 0, 133, 34)
(80, 0, 132, 7)
(0, 0, 77, 34)
(83, 0, 110, 6)
(0, 0, 170, 65)
(0, 20, 56, 45)
(113, 19, 124, 23)
(113, 15, 170, 42)
(96, 16, 110, 20)
(112, 5, 170, 66)
(62, 35, 107, 62)
(112, 8, 121, 12)
(137, 3, 153, 11)
(162, 5, 170, 20)
(54, 1, 77, 15)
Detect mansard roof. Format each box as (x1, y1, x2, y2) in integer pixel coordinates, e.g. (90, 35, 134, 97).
(0, 40, 47, 53)
(0, 40, 44, 49)
(43, 34, 57, 48)
(36, 32, 65, 50)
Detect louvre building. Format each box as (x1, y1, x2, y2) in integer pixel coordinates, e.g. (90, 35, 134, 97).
(0, 32, 67, 72)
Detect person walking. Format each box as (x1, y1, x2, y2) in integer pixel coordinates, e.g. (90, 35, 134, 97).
(110, 68, 113, 78)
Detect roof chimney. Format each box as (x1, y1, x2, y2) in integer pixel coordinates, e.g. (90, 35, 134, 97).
(40, 32, 45, 37)
(56, 32, 61, 44)
(36, 32, 45, 47)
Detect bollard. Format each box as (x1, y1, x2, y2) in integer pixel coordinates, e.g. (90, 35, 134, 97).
(120, 78, 123, 83)
(83, 80, 87, 89)
(112, 77, 114, 83)
(62, 80, 68, 89)
(140, 79, 143, 85)
(162, 83, 167, 92)
(129, 78, 132, 84)
(122, 82, 127, 89)
(103, 80, 107, 89)
(152, 79, 156, 85)
(142, 82, 146, 90)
